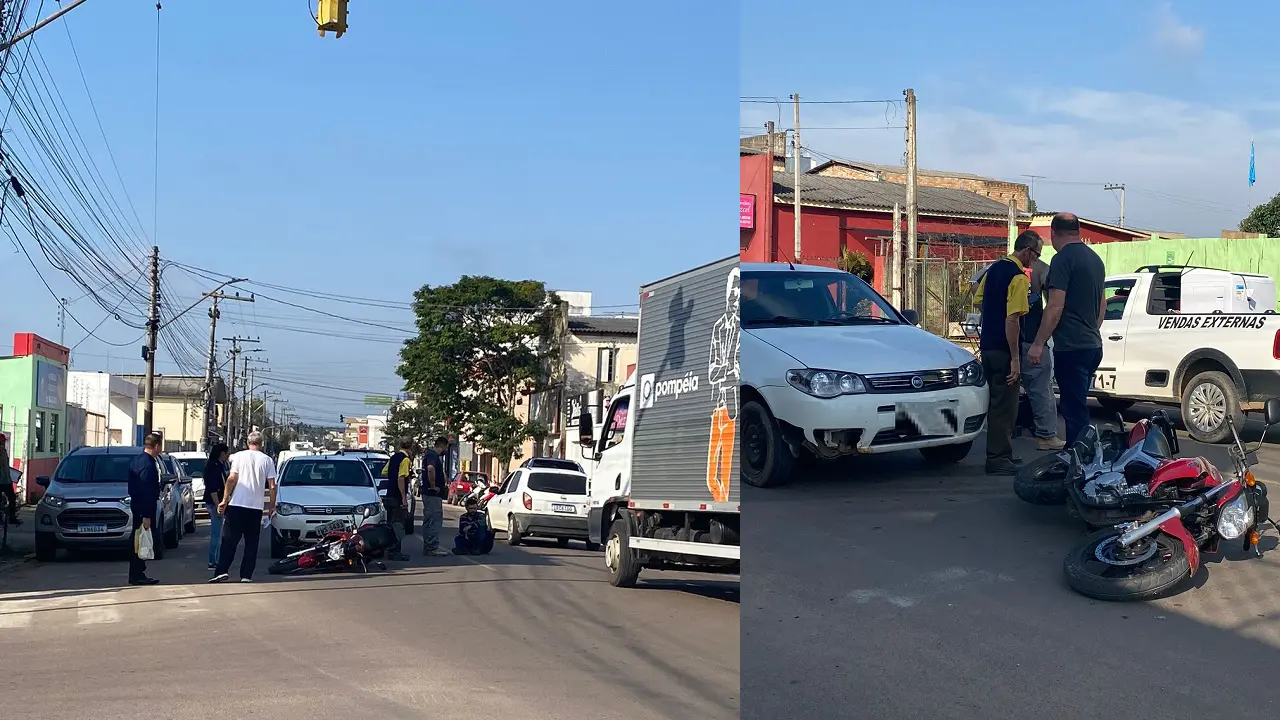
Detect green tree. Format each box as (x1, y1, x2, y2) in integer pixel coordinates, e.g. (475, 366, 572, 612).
(397, 276, 558, 475)
(1240, 193, 1280, 236)
(838, 247, 874, 283)
(383, 401, 442, 451)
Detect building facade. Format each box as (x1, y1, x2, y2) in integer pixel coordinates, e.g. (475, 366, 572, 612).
(0, 333, 70, 502)
(117, 375, 226, 452)
(67, 371, 139, 446)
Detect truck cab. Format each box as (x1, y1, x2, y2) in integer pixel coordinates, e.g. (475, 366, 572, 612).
(580, 371, 635, 547)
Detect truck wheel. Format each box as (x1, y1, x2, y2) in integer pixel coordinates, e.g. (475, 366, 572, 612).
(1181, 370, 1243, 444)
(605, 517, 641, 588)
(919, 441, 973, 465)
(741, 399, 793, 488)
(1097, 398, 1135, 414)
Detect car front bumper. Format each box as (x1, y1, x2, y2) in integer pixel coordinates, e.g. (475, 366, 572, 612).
(35, 501, 135, 549)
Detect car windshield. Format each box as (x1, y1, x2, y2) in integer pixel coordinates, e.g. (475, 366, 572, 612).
(179, 459, 206, 477)
(527, 458, 582, 471)
(741, 270, 901, 328)
(526, 471, 586, 495)
(462, 472, 487, 483)
(55, 454, 139, 483)
(280, 461, 372, 487)
(361, 458, 388, 476)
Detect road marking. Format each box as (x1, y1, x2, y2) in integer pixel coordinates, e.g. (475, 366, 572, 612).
(76, 597, 120, 625)
(0, 612, 32, 629)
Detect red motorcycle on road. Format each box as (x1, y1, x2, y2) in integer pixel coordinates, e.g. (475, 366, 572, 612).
(1061, 398, 1280, 601)
(268, 508, 399, 575)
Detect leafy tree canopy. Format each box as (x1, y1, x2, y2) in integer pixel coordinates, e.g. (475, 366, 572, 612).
(1241, 193, 1280, 237)
(383, 401, 443, 452)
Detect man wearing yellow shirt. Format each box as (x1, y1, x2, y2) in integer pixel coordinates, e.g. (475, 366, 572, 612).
(974, 231, 1043, 475)
(379, 438, 414, 561)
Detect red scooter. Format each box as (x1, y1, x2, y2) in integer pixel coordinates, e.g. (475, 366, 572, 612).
(268, 507, 398, 575)
(1062, 398, 1280, 601)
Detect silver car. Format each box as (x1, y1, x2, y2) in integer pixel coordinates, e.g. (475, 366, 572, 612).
(34, 447, 183, 561)
(159, 453, 197, 535)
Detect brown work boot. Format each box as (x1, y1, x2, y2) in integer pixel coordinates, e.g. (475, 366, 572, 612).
(1037, 436, 1066, 451)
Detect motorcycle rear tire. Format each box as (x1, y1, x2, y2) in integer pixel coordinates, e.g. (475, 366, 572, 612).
(268, 557, 301, 575)
(1062, 527, 1191, 602)
(1013, 453, 1070, 505)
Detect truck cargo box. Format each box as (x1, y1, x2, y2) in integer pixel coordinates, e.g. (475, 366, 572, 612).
(630, 256, 740, 512)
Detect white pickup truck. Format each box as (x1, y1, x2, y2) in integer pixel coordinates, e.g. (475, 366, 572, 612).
(1092, 265, 1279, 443)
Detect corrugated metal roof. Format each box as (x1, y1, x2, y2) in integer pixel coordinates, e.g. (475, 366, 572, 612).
(772, 172, 1016, 218)
(117, 374, 227, 402)
(567, 316, 639, 336)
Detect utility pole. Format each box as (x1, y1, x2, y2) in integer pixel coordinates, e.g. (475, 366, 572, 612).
(1104, 183, 1126, 227)
(58, 298, 66, 346)
(1008, 199, 1018, 248)
(202, 291, 253, 450)
(222, 337, 259, 448)
(142, 246, 160, 437)
(791, 93, 803, 263)
(766, 120, 776, 262)
(891, 202, 903, 308)
(0, 0, 92, 52)
(904, 89, 918, 310)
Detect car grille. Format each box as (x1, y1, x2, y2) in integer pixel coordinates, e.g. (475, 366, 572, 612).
(864, 369, 957, 393)
(58, 508, 129, 529)
(302, 506, 356, 515)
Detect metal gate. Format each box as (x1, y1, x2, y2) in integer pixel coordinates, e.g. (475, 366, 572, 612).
(909, 258, 992, 344)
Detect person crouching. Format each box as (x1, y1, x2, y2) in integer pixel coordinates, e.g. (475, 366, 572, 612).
(452, 498, 494, 555)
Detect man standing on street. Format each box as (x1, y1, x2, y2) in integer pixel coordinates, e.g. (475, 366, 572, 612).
(421, 436, 450, 557)
(1028, 212, 1107, 447)
(126, 433, 163, 586)
(1019, 236, 1065, 451)
(975, 231, 1040, 474)
(379, 438, 414, 562)
(0, 434, 21, 526)
(211, 431, 277, 584)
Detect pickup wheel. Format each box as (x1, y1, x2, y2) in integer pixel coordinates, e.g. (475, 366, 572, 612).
(919, 441, 973, 465)
(741, 399, 794, 488)
(1181, 370, 1243, 444)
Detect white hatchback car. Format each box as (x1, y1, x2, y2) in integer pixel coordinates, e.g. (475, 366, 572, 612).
(170, 451, 209, 514)
(270, 455, 385, 558)
(487, 466, 598, 551)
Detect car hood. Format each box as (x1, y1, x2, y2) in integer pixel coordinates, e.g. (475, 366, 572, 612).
(278, 485, 379, 506)
(50, 482, 130, 501)
(746, 325, 975, 375)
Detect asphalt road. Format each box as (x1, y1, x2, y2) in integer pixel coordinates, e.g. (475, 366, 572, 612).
(0, 506, 739, 720)
(744, 402, 1280, 720)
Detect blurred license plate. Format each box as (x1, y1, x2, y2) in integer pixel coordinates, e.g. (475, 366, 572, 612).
(314, 520, 347, 535)
(78, 524, 107, 533)
(551, 503, 576, 514)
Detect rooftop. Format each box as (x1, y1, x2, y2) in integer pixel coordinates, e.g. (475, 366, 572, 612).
(807, 158, 1007, 183)
(117, 374, 227, 403)
(772, 172, 1019, 218)
(567, 316, 639, 336)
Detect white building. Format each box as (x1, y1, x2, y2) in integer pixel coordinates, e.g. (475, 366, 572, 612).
(67, 371, 139, 446)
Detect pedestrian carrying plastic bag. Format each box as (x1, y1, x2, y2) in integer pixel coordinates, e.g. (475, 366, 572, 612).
(135, 525, 155, 561)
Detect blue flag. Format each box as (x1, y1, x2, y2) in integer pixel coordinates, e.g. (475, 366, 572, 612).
(1250, 141, 1256, 187)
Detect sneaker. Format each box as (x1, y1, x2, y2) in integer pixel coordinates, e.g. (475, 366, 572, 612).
(128, 576, 159, 586)
(240, 578, 252, 583)
(985, 458, 1019, 476)
(427, 548, 450, 557)
(1037, 436, 1066, 451)
(209, 573, 230, 584)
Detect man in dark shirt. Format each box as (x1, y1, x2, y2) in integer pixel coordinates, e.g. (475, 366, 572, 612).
(1027, 213, 1107, 447)
(380, 438, 414, 562)
(1019, 254, 1064, 450)
(126, 433, 163, 586)
(975, 231, 1041, 474)
(420, 436, 450, 556)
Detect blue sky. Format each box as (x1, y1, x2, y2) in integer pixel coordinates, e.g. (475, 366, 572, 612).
(0, 1, 736, 424)
(741, 0, 1271, 237)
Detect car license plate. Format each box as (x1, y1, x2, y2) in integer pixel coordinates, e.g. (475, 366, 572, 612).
(1091, 372, 1117, 391)
(78, 524, 107, 533)
(551, 503, 577, 514)
(314, 520, 348, 535)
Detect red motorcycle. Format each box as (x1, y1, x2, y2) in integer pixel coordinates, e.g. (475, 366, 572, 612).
(1062, 398, 1280, 601)
(268, 508, 399, 575)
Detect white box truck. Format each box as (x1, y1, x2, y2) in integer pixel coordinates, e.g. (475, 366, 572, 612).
(576, 257, 741, 588)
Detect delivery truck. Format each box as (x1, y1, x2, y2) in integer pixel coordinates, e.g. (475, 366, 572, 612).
(576, 256, 741, 587)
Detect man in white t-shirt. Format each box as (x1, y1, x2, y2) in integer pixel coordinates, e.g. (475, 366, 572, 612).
(211, 431, 277, 583)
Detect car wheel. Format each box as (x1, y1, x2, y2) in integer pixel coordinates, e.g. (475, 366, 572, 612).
(34, 533, 56, 561)
(152, 523, 165, 560)
(176, 512, 184, 542)
(507, 515, 523, 546)
(557, 537, 570, 548)
(184, 510, 196, 534)
(270, 529, 287, 559)
(1181, 370, 1243, 444)
(741, 399, 794, 488)
(163, 516, 179, 550)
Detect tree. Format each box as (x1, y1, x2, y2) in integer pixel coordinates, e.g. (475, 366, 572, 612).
(398, 276, 559, 475)
(383, 401, 442, 451)
(1240, 193, 1280, 236)
(838, 247, 874, 283)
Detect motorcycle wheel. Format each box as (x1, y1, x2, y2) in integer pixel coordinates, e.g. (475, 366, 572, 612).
(268, 557, 302, 575)
(1013, 453, 1070, 505)
(1063, 527, 1191, 602)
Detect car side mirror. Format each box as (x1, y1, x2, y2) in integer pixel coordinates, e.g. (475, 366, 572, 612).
(36, 475, 50, 487)
(577, 411, 594, 446)
(901, 308, 920, 326)
(1266, 398, 1280, 427)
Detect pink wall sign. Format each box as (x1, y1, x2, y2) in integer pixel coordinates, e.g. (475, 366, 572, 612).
(739, 194, 755, 229)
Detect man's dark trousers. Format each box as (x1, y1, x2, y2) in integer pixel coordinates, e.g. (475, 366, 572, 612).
(982, 349, 1019, 463)
(129, 514, 150, 582)
(1054, 347, 1103, 447)
(216, 506, 263, 580)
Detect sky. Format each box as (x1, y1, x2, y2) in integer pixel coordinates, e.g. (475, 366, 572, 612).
(740, 0, 1273, 238)
(0, 1, 737, 425)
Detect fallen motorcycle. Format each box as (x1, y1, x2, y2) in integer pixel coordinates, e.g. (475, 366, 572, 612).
(267, 507, 399, 575)
(1062, 398, 1280, 602)
(1062, 413, 1189, 528)
(1014, 410, 1176, 506)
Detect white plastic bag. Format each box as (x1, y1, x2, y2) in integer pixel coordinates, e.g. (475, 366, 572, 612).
(135, 525, 155, 561)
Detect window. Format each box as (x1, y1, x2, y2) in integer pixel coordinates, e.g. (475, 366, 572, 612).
(597, 347, 617, 384)
(741, 270, 900, 328)
(526, 471, 587, 495)
(33, 412, 45, 453)
(1104, 279, 1137, 321)
(49, 413, 59, 454)
(1145, 273, 1181, 315)
(602, 396, 630, 450)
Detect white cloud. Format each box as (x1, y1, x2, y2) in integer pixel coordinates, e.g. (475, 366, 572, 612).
(742, 88, 1262, 237)
(1153, 2, 1204, 57)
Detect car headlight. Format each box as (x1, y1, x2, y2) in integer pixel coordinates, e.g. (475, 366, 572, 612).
(1217, 492, 1254, 540)
(41, 494, 65, 508)
(276, 502, 304, 516)
(957, 360, 986, 387)
(356, 503, 382, 517)
(786, 369, 866, 398)
(120, 496, 131, 508)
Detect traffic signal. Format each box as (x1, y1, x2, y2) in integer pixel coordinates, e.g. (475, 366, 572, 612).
(317, 0, 348, 38)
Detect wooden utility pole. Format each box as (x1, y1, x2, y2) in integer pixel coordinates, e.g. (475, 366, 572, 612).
(904, 89, 918, 309)
(765, 120, 776, 262)
(1104, 183, 1125, 227)
(891, 202, 903, 308)
(791, 93, 803, 263)
(203, 291, 253, 450)
(141, 246, 160, 437)
(222, 337, 259, 448)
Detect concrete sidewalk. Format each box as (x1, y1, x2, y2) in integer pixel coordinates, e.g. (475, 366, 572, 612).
(0, 505, 36, 573)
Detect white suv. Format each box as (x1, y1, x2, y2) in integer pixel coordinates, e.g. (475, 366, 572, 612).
(270, 456, 385, 558)
(487, 465, 598, 550)
(740, 262, 989, 487)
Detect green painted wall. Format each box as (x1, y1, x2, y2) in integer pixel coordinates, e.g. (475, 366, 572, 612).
(0, 355, 34, 458)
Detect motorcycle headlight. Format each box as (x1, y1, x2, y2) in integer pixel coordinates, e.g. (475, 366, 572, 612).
(787, 369, 866, 398)
(1217, 493, 1254, 540)
(276, 502, 304, 516)
(957, 360, 986, 387)
(41, 494, 65, 508)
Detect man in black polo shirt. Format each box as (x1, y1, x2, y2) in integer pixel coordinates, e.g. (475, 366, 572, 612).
(380, 438, 414, 561)
(975, 231, 1043, 474)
